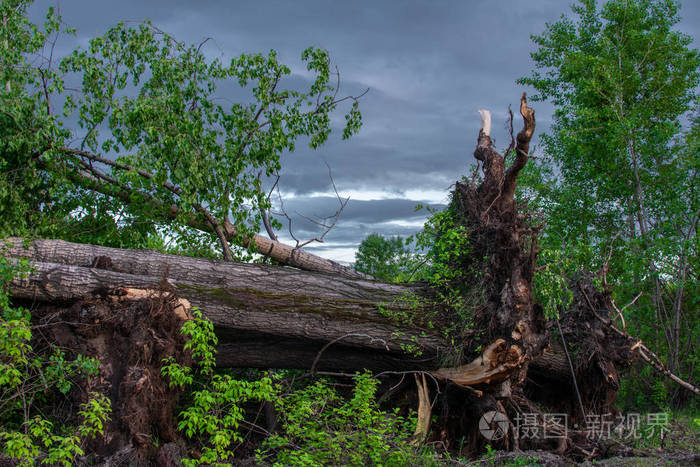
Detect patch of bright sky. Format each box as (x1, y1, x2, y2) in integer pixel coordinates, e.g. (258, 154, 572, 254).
(297, 243, 359, 265)
(291, 188, 448, 204)
(382, 218, 427, 228)
(273, 188, 447, 263)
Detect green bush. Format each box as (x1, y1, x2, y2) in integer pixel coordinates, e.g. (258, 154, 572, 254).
(161, 308, 276, 466)
(258, 372, 425, 466)
(0, 250, 111, 466)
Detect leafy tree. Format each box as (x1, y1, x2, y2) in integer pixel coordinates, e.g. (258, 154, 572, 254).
(353, 233, 423, 281)
(1, 0, 362, 257)
(518, 0, 699, 407)
(161, 308, 276, 465)
(1, 2, 367, 464)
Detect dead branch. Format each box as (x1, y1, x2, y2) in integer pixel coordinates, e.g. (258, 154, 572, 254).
(273, 162, 349, 249)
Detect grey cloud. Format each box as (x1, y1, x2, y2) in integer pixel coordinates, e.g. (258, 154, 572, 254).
(275, 197, 442, 224)
(27, 0, 700, 260)
(268, 196, 444, 246)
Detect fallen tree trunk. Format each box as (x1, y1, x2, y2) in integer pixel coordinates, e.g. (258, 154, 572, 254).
(5, 237, 607, 376)
(5, 237, 443, 371)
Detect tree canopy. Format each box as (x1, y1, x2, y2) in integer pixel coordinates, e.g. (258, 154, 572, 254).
(1, 0, 362, 259)
(353, 233, 420, 282)
(518, 0, 699, 406)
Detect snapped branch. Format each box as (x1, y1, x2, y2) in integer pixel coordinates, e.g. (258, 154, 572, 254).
(502, 92, 535, 203)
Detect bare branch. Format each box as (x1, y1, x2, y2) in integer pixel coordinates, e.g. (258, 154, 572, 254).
(610, 291, 642, 330)
(310, 333, 390, 375)
(602, 230, 623, 287)
(196, 205, 233, 261)
(273, 182, 301, 247)
(502, 92, 535, 203)
(272, 162, 349, 249)
(504, 104, 515, 161)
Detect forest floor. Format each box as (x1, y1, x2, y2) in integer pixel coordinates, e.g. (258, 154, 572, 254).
(469, 414, 699, 466)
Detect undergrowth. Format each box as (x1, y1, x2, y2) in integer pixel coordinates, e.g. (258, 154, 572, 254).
(162, 308, 439, 465)
(0, 250, 111, 466)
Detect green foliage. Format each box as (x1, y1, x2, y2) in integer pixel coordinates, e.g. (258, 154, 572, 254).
(378, 293, 438, 337)
(477, 445, 540, 466)
(161, 308, 276, 465)
(531, 248, 574, 319)
(178, 375, 276, 466)
(417, 209, 472, 290)
(163, 312, 436, 465)
(353, 220, 482, 350)
(356, 206, 485, 359)
(353, 206, 477, 288)
(0, 251, 111, 466)
(0, 2, 72, 239)
(360, 204, 489, 364)
(518, 0, 700, 406)
(505, 455, 541, 467)
(1, 0, 362, 256)
(259, 372, 421, 466)
(415, 206, 488, 358)
(354, 233, 426, 282)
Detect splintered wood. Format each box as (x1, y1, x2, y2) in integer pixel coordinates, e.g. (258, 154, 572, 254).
(431, 339, 524, 387)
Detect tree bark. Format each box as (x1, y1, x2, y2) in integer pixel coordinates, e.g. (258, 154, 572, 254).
(5, 237, 444, 370)
(4, 236, 554, 382)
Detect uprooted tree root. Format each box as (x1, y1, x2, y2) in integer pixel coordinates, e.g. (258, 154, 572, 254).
(527, 274, 635, 419)
(413, 187, 549, 456)
(24, 287, 192, 465)
(399, 94, 550, 455)
(397, 274, 645, 460)
(400, 95, 652, 460)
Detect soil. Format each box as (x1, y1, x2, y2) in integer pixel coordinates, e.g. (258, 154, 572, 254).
(28, 286, 191, 466)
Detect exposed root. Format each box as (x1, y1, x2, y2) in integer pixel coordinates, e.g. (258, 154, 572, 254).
(26, 288, 192, 465)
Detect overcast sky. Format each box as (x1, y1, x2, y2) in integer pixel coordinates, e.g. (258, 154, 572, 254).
(30, 1, 700, 263)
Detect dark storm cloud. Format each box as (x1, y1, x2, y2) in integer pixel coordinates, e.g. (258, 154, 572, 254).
(30, 0, 700, 259)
